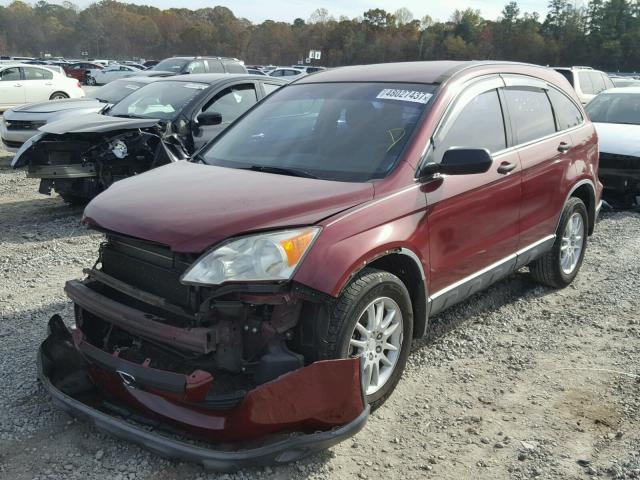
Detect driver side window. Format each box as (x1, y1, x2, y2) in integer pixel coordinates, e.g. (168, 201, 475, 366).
(1, 67, 21, 81)
(435, 89, 506, 162)
(202, 84, 258, 125)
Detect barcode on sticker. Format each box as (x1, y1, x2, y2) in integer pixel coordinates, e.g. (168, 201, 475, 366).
(376, 89, 432, 104)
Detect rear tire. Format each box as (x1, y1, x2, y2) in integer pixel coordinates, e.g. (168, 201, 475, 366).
(529, 197, 588, 288)
(50, 92, 69, 100)
(317, 268, 413, 410)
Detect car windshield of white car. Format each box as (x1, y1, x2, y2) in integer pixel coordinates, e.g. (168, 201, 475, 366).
(151, 58, 189, 73)
(90, 81, 145, 104)
(586, 92, 640, 125)
(200, 82, 437, 182)
(108, 81, 208, 120)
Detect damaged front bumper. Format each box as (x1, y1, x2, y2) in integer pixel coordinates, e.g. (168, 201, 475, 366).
(38, 316, 369, 471)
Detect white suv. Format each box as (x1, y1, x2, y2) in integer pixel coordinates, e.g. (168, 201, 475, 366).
(554, 66, 615, 104)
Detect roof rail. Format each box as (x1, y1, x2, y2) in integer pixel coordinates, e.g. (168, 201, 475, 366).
(572, 66, 593, 70)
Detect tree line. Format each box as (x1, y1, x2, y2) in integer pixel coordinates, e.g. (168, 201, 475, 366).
(1, 0, 640, 72)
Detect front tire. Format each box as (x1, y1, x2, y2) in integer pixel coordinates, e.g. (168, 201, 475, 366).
(529, 197, 588, 288)
(318, 268, 413, 409)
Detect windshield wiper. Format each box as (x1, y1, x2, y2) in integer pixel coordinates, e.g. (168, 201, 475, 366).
(244, 165, 319, 179)
(111, 113, 143, 119)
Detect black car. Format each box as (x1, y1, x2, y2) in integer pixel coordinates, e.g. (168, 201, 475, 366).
(148, 56, 247, 76)
(12, 74, 286, 203)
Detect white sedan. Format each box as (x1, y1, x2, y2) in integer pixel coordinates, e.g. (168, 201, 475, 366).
(585, 87, 640, 208)
(0, 64, 85, 111)
(87, 64, 143, 85)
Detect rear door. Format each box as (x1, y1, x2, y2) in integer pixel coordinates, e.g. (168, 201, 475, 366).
(0, 67, 25, 107)
(426, 75, 522, 311)
(190, 81, 259, 151)
(501, 75, 577, 254)
(23, 66, 55, 102)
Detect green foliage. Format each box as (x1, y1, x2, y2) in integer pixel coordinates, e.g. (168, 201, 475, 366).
(0, 0, 638, 71)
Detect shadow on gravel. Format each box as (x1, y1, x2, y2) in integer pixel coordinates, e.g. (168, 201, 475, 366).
(415, 270, 545, 351)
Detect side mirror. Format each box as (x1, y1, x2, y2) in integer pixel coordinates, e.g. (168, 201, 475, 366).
(196, 111, 222, 126)
(419, 148, 493, 178)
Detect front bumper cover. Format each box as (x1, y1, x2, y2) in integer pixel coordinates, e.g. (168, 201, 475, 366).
(37, 318, 369, 471)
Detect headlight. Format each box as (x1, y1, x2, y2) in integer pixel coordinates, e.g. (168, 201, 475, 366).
(180, 227, 320, 286)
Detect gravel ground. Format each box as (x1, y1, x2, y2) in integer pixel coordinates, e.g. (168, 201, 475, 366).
(1, 151, 639, 480)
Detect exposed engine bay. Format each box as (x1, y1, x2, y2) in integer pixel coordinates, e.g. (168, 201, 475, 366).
(12, 122, 189, 203)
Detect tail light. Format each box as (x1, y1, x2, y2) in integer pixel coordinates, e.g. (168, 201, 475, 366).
(77, 81, 81, 88)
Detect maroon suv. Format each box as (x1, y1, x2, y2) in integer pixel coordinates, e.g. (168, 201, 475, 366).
(39, 61, 601, 470)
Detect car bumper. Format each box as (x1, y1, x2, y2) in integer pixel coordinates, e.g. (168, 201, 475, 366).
(0, 126, 35, 152)
(27, 163, 96, 179)
(38, 315, 369, 471)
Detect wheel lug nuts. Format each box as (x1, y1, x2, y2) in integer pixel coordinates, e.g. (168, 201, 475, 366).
(376, 346, 382, 353)
(376, 333, 382, 340)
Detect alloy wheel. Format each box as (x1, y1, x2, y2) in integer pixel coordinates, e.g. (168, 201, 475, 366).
(349, 297, 403, 395)
(560, 212, 584, 275)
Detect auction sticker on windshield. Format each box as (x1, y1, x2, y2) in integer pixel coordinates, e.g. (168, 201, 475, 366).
(376, 89, 432, 104)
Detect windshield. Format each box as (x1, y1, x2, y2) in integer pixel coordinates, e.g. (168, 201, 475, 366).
(89, 80, 145, 104)
(199, 82, 436, 182)
(586, 92, 640, 125)
(108, 81, 208, 120)
(152, 58, 189, 73)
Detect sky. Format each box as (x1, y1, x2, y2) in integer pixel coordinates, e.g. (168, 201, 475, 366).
(1, 0, 558, 23)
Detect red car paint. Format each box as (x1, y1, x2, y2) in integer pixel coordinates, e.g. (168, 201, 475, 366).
(83, 60, 602, 305)
(64, 62, 103, 82)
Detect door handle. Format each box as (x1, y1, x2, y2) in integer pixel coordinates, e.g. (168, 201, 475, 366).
(45, 82, 53, 86)
(557, 142, 571, 153)
(497, 161, 517, 174)
(14, 83, 22, 87)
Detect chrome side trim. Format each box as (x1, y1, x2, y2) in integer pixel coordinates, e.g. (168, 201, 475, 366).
(429, 253, 516, 301)
(515, 234, 555, 256)
(556, 179, 596, 232)
(428, 235, 556, 315)
(399, 247, 426, 281)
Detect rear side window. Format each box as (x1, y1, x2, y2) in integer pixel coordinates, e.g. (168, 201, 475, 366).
(224, 61, 245, 74)
(23, 67, 53, 80)
(555, 69, 574, 87)
(547, 88, 583, 130)
(588, 72, 605, 94)
(187, 61, 206, 74)
(578, 72, 594, 94)
(602, 74, 614, 90)
(504, 88, 556, 144)
(206, 60, 224, 73)
(436, 89, 506, 160)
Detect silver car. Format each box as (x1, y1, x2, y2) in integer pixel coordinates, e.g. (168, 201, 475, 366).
(1, 76, 160, 152)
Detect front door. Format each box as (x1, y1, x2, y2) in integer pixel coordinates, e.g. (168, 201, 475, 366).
(191, 83, 259, 151)
(425, 76, 522, 313)
(0, 67, 25, 108)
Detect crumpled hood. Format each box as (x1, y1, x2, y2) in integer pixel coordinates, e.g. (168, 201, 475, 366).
(594, 122, 640, 157)
(9, 98, 100, 114)
(40, 112, 161, 134)
(84, 161, 375, 252)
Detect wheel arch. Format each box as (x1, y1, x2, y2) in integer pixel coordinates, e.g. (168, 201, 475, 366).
(344, 249, 429, 339)
(566, 179, 596, 235)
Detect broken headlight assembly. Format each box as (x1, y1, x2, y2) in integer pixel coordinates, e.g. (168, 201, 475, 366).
(180, 227, 320, 286)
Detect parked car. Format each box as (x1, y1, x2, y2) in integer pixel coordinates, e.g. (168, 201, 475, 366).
(585, 87, 640, 207)
(0, 64, 84, 111)
(38, 61, 601, 469)
(610, 77, 640, 88)
(1, 76, 161, 152)
(269, 67, 306, 80)
(12, 74, 286, 203)
(246, 68, 267, 76)
(290, 65, 327, 74)
(554, 66, 615, 104)
(87, 63, 143, 85)
(64, 62, 104, 84)
(142, 60, 159, 69)
(146, 56, 248, 76)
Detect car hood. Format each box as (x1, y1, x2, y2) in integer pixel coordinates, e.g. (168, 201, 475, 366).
(8, 98, 101, 114)
(593, 122, 640, 157)
(40, 112, 162, 134)
(84, 161, 375, 252)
